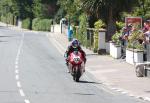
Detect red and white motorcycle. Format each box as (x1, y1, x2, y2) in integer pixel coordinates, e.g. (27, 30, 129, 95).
(67, 50, 85, 82)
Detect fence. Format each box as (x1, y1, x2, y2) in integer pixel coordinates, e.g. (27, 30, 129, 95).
(62, 25, 106, 53)
(73, 26, 94, 49)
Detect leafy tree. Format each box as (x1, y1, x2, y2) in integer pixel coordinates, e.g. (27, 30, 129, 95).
(32, 0, 58, 19)
(81, 0, 139, 40)
(133, 0, 150, 19)
(57, 0, 82, 24)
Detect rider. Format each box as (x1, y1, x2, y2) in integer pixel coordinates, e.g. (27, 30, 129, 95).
(64, 39, 86, 67)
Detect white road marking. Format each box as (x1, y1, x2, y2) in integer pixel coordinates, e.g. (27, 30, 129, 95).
(16, 58, 19, 61)
(15, 69, 19, 74)
(144, 97, 150, 101)
(19, 89, 25, 97)
(15, 65, 18, 69)
(24, 99, 30, 103)
(129, 94, 135, 97)
(17, 81, 22, 88)
(15, 61, 18, 65)
(14, 33, 29, 102)
(15, 75, 19, 80)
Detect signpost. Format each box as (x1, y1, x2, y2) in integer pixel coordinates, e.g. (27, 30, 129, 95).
(125, 17, 142, 29)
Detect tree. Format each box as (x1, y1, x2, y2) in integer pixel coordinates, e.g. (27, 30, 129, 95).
(81, 0, 139, 40)
(32, 0, 58, 19)
(133, 0, 150, 19)
(57, 0, 82, 24)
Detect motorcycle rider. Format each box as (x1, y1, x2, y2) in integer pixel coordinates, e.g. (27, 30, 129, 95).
(64, 39, 86, 72)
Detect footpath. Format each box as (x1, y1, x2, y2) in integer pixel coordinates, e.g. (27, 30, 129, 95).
(0, 22, 150, 102)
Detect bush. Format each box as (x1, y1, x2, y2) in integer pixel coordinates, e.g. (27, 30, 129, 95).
(22, 18, 31, 29)
(32, 18, 40, 31)
(116, 21, 125, 31)
(127, 30, 144, 50)
(111, 31, 122, 45)
(1, 15, 7, 23)
(0, 13, 14, 25)
(39, 19, 52, 31)
(32, 18, 52, 31)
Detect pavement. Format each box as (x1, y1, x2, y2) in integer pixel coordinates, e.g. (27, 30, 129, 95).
(1, 22, 150, 102)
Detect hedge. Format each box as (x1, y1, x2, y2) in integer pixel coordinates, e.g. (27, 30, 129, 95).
(22, 18, 31, 29)
(32, 18, 52, 31)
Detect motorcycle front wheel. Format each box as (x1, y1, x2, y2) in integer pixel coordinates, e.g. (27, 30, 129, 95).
(73, 66, 81, 82)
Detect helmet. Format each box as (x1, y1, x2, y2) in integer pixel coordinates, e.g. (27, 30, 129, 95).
(71, 39, 80, 49)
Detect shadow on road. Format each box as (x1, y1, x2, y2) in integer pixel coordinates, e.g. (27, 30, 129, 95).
(0, 36, 13, 38)
(73, 93, 95, 95)
(86, 54, 98, 56)
(0, 40, 8, 42)
(79, 80, 101, 84)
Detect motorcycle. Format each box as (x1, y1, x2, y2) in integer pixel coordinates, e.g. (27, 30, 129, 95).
(67, 50, 85, 82)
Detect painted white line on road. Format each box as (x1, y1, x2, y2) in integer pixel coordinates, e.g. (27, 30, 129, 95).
(121, 91, 128, 94)
(19, 89, 25, 97)
(14, 33, 27, 101)
(15, 61, 18, 65)
(129, 94, 135, 97)
(17, 81, 22, 88)
(16, 57, 19, 61)
(15, 69, 19, 74)
(24, 99, 30, 103)
(144, 97, 150, 101)
(15, 75, 19, 80)
(15, 65, 18, 69)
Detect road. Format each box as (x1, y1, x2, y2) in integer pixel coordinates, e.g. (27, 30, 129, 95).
(0, 26, 148, 103)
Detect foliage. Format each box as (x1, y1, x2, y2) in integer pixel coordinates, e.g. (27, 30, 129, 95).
(93, 19, 105, 52)
(54, 8, 66, 24)
(0, 13, 14, 25)
(32, 18, 40, 31)
(1, 15, 7, 23)
(116, 21, 125, 31)
(32, 18, 52, 31)
(94, 19, 106, 29)
(132, 0, 150, 20)
(22, 18, 31, 29)
(57, 0, 82, 25)
(127, 30, 144, 50)
(32, 0, 44, 18)
(111, 31, 122, 45)
(81, 0, 139, 40)
(78, 13, 87, 46)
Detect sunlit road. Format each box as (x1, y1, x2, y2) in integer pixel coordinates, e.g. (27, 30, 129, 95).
(0, 26, 148, 103)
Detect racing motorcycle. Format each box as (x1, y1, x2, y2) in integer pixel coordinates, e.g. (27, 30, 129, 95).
(67, 50, 85, 82)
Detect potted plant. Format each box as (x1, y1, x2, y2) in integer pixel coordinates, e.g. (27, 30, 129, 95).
(126, 30, 144, 65)
(110, 31, 122, 59)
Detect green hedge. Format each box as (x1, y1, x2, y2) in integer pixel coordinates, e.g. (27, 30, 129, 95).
(22, 18, 31, 29)
(32, 18, 52, 31)
(1, 14, 17, 25)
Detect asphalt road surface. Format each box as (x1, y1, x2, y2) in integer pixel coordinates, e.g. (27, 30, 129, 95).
(0, 26, 148, 103)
